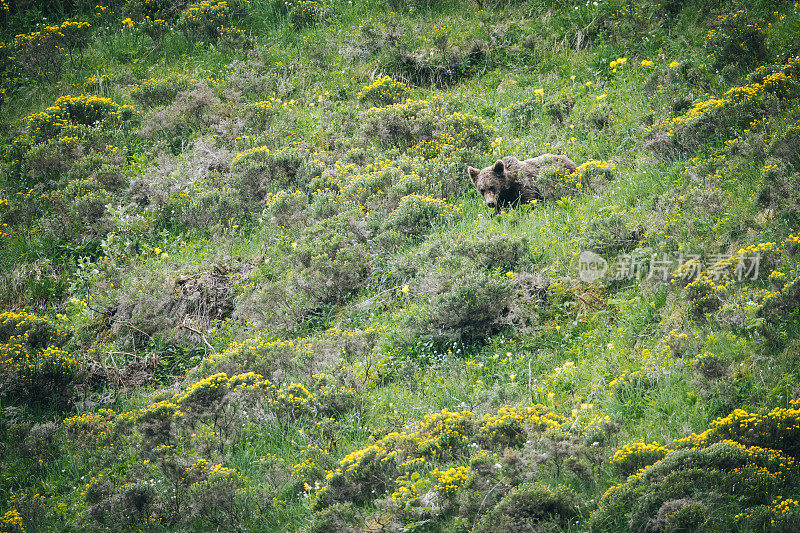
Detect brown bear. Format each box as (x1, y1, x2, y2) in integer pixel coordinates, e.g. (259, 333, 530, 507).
(468, 154, 577, 209)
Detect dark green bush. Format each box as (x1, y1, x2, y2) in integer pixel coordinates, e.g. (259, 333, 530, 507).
(768, 124, 800, 170)
(385, 194, 459, 236)
(474, 482, 581, 533)
(592, 430, 799, 533)
(446, 233, 529, 271)
(382, 36, 490, 88)
(291, 213, 372, 306)
(139, 82, 221, 152)
(704, 11, 768, 76)
(306, 502, 360, 533)
(609, 441, 671, 478)
(583, 214, 643, 256)
(505, 96, 541, 131)
(416, 270, 514, 344)
(158, 173, 243, 231)
(7, 20, 91, 82)
(0, 311, 79, 409)
(361, 96, 494, 159)
(176, 0, 230, 41)
(131, 76, 196, 107)
(230, 145, 324, 207)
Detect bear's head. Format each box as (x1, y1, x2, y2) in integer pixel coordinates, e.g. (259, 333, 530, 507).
(468, 159, 507, 209)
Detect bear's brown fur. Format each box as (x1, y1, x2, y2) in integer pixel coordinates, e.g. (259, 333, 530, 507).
(468, 154, 577, 209)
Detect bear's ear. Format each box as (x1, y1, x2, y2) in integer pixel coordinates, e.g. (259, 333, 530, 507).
(493, 159, 505, 175)
(467, 166, 480, 185)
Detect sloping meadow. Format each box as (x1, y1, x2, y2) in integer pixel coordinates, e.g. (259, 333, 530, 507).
(2, 0, 800, 531)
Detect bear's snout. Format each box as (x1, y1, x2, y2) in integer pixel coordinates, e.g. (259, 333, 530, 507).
(483, 191, 499, 209)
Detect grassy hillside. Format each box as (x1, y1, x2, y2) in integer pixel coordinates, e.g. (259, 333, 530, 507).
(2, 0, 800, 531)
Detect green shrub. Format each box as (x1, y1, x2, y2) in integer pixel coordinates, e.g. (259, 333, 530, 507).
(477, 405, 566, 449)
(444, 233, 529, 271)
(506, 92, 574, 129)
(63, 409, 118, 447)
(610, 441, 671, 477)
(592, 401, 800, 532)
(295, 243, 371, 306)
(123, 15, 170, 41)
(361, 96, 494, 159)
(306, 502, 360, 533)
(598, 441, 793, 532)
(544, 94, 575, 123)
(575, 159, 615, 192)
(243, 96, 296, 131)
(159, 174, 242, 231)
(313, 374, 359, 419)
(692, 351, 727, 380)
(735, 498, 800, 532)
(474, 482, 581, 533)
(768, 123, 800, 170)
(139, 82, 221, 151)
(676, 403, 800, 459)
(263, 189, 308, 227)
(416, 409, 475, 460)
(704, 10, 768, 76)
(583, 214, 643, 256)
(358, 76, 409, 106)
(385, 194, 459, 236)
(758, 276, 800, 348)
(533, 158, 584, 201)
(7, 20, 91, 82)
(176, 0, 230, 40)
(684, 271, 726, 319)
(314, 432, 418, 509)
(505, 96, 541, 131)
(362, 98, 437, 152)
(382, 36, 490, 88)
(189, 337, 298, 381)
(645, 58, 800, 158)
(60, 177, 116, 230)
(125, 0, 188, 22)
(291, 213, 371, 306)
(131, 75, 197, 107)
(230, 145, 324, 207)
(218, 24, 252, 52)
(288, 0, 328, 29)
(23, 94, 136, 145)
(0, 311, 78, 409)
(87, 479, 157, 530)
(332, 154, 440, 213)
(417, 270, 514, 344)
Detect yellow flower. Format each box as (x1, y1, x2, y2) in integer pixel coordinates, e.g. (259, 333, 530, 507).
(401, 284, 409, 293)
(534, 88, 544, 96)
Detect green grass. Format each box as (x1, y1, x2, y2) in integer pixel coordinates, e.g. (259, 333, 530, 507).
(1, 0, 800, 531)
